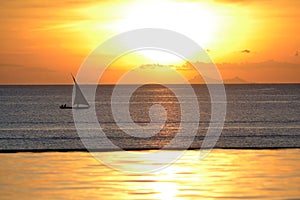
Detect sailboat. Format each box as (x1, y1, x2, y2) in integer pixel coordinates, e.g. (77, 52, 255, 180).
(59, 75, 90, 109)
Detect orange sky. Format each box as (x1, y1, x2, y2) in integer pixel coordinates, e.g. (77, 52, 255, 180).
(0, 0, 299, 84)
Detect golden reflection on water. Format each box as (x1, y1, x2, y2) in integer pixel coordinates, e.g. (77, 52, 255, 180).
(0, 149, 300, 199)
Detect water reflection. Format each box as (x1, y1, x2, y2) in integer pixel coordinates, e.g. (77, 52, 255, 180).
(0, 150, 300, 199)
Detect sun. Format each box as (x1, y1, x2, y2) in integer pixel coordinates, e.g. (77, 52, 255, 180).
(137, 49, 185, 65)
(110, 0, 221, 63)
(68, 0, 253, 66)
(113, 0, 220, 46)
(77, 0, 247, 64)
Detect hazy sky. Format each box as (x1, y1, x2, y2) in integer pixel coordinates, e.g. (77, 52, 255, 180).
(0, 0, 299, 84)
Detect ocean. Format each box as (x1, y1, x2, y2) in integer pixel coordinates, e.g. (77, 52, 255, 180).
(0, 84, 299, 199)
(0, 84, 299, 151)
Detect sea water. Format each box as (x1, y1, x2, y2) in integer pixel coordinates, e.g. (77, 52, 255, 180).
(0, 84, 300, 199)
(0, 84, 299, 150)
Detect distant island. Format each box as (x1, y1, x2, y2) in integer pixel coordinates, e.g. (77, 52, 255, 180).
(189, 75, 251, 84)
(223, 76, 250, 84)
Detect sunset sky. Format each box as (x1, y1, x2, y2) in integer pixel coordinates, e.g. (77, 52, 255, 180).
(0, 0, 299, 84)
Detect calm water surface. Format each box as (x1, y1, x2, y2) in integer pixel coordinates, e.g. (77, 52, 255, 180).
(1, 150, 300, 200)
(0, 84, 299, 150)
(0, 84, 299, 199)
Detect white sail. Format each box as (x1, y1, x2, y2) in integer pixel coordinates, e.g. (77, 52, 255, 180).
(72, 75, 89, 107)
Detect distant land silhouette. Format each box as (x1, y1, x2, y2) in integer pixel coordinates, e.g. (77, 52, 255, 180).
(224, 76, 250, 84)
(189, 75, 250, 84)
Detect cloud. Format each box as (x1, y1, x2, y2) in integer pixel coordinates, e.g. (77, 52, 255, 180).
(138, 63, 202, 74)
(0, 63, 56, 72)
(117, 63, 189, 84)
(0, 0, 119, 23)
(174, 63, 194, 71)
(214, 0, 248, 4)
(217, 60, 300, 70)
(189, 74, 249, 84)
(241, 49, 251, 53)
(213, 0, 264, 4)
(137, 60, 300, 74)
(139, 62, 198, 71)
(215, 0, 245, 2)
(139, 64, 174, 70)
(189, 60, 300, 83)
(0, 0, 101, 9)
(0, 63, 23, 68)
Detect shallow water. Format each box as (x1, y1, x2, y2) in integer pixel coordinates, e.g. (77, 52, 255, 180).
(1, 149, 300, 199)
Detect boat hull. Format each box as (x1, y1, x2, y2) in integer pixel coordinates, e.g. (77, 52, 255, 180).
(59, 106, 89, 109)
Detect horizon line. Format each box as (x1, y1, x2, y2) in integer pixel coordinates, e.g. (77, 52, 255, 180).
(0, 82, 299, 86)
